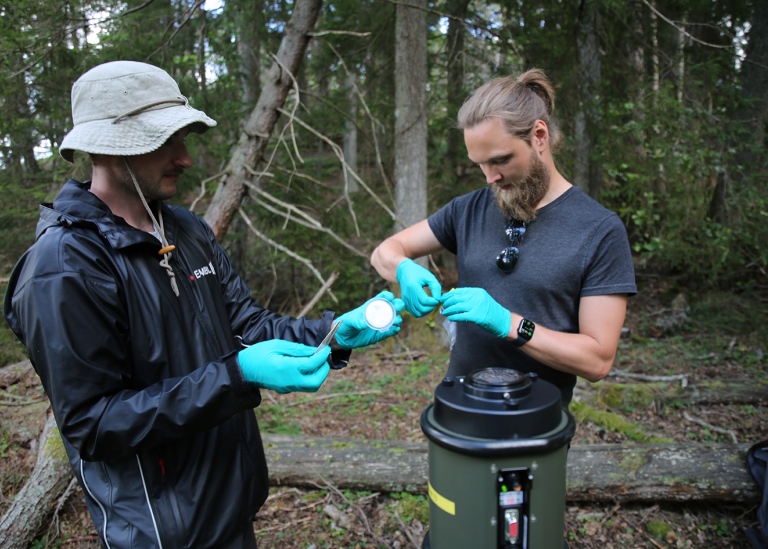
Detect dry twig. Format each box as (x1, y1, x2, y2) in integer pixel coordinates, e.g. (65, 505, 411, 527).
(283, 390, 382, 408)
(394, 508, 421, 549)
(683, 411, 738, 443)
(609, 368, 688, 388)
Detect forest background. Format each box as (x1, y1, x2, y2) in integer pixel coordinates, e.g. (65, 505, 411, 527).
(1, 0, 767, 314)
(0, 0, 767, 547)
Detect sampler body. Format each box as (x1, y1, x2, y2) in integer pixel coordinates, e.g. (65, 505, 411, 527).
(420, 368, 575, 549)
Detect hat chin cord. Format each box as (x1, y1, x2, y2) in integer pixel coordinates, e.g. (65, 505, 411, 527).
(124, 158, 180, 297)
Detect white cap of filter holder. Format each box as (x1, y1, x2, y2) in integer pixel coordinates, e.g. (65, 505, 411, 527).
(364, 298, 396, 331)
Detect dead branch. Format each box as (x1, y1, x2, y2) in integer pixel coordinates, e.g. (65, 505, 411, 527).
(242, 181, 367, 258)
(189, 169, 229, 213)
(146, 0, 205, 62)
(314, 475, 389, 545)
(46, 477, 78, 543)
(609, 368, 689, 387)
(276, 107, 401, 225)
(297, 270, 339, 317)
(308, 30, 372, 37)
(283, 390, 382, 408)
(683, 411, 738, 444)
(394, 508, 421, 549)
(236, 208, 338, 304)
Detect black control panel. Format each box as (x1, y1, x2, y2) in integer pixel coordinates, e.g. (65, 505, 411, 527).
(497, 468, 532, 548)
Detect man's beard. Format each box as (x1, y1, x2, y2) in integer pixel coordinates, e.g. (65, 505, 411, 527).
(118, 159, 178, 203)
(492, 150, 550, 223)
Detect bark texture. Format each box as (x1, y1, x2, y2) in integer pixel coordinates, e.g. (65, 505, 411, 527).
(393, 0, 428, 233)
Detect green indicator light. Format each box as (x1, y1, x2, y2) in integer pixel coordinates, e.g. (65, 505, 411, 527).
(501, 485, 508, 492)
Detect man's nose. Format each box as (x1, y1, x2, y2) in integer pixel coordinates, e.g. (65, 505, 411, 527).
(174, 145, 193, 168)
(482, 166, 501, 185)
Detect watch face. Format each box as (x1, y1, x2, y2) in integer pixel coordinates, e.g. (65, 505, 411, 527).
(519, 319, 535, 340)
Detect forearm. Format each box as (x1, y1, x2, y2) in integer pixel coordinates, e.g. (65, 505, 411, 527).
(504, 294, 628, 382)
(505, 312, 618, 382)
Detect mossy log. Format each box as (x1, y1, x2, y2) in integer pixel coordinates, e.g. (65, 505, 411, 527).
(263, 434, 758, 503)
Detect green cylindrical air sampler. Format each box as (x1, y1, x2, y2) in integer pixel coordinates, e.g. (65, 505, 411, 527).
(421, 367, 575, 549)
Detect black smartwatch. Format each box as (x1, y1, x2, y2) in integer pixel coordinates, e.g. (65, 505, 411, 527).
(512, 318, 535, 347)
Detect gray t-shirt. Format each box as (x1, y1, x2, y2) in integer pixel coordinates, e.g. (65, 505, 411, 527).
(428, 185, 637, 404)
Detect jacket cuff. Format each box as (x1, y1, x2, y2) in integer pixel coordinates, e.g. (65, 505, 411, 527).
(320, 310, 351, 369)
(224, 351, 262, 407)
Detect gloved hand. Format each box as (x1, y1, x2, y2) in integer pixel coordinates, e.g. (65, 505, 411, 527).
(335, 291, 405, 349)
(237, 340, 331, 394)
(395, 258, 442, 317)
(438, 287, 512, 339)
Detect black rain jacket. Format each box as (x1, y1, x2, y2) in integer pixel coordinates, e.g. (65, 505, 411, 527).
(4, 179, 342, 548)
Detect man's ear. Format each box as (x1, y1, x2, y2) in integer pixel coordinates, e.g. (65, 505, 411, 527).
(531, 120, 549, 152)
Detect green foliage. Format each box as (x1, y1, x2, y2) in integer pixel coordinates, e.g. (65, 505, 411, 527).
(388, 492, 429, 524)
(601, 84, 767, 290)
(1, 0, 766, 313)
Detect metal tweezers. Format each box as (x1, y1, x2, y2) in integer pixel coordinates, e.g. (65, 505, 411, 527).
(315, 319, 342, 352)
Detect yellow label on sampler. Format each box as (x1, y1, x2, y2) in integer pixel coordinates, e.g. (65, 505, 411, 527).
(428, 480, 456, 515)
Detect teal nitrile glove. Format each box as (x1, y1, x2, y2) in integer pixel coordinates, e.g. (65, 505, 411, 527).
(395, 258, 442, 317)
(438, 287, 512, 339)
(335, 291, 405, 350)
(237, 340, 331, 394)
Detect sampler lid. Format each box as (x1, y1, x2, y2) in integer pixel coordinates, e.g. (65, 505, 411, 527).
(430, 367, 564, 440)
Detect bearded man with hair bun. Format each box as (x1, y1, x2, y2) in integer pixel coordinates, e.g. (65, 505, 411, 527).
(372, 68, 636, 407)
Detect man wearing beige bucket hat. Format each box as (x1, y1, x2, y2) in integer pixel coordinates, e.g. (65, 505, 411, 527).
(4, 60, 404, 548)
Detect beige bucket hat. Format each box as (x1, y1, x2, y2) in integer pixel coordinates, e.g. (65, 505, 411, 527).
(59, 60, 216, 163)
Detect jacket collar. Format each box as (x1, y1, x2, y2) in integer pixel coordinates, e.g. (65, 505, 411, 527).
(36, 179, 175, 251)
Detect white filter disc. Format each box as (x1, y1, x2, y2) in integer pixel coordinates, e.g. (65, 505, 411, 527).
(364, 298, 396, 331)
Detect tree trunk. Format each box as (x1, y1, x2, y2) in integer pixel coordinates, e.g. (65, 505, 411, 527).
(234, 0, 263, 108)
(343, 72, 359, 193)
(263, 434, 758, 503)
(574, 0, 602, 198)
(0, 413, 73, 549)
(204, 0, 323, 240)
(393, 0, 428, 234)
(444, 0, 471, 180)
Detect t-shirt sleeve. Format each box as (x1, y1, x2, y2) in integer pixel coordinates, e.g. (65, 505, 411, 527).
(428, 197, 460, 254)
(581, 214, 637, 297)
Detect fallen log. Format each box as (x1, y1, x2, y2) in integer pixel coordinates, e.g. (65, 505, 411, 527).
(262, 434, 758, 503)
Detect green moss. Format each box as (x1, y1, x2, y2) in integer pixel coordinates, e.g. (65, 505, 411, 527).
(331, 441, 355, 449)
(44, 427, 69, 463)
(570, 401, 674, 443)
(598, 383, 658, 410)
(646, 519, 673, 539)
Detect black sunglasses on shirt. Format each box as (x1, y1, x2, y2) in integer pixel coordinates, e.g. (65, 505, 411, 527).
(496, 219, 527, 273)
